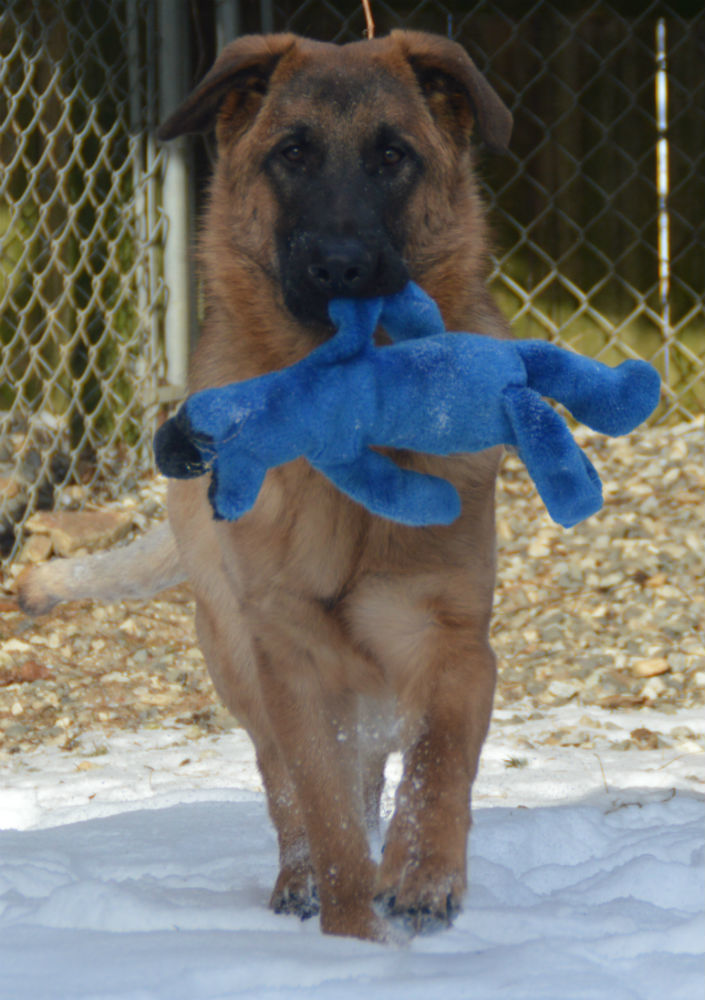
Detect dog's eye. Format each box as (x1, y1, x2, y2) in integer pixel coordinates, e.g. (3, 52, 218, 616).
(381, 147, 405, 167)
(281, 144, 305, 164)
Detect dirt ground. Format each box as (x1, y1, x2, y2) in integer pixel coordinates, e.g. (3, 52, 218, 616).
(1, 418, 703, 760)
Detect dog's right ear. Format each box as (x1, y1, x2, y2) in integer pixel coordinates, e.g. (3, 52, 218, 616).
(157, 34, 297, 142)
(392, 31, 512, 154)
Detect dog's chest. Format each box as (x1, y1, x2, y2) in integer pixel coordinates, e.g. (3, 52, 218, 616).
(227, 462, 370, 602)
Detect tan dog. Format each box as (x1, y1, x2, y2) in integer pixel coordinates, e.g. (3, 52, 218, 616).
(20, 31, 512, 942)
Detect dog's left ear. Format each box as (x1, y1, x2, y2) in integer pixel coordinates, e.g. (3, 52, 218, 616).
(392, 31, 512, 153)
(157, 33, 297, 141)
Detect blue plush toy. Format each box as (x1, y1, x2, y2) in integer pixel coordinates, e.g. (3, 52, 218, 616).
(154, 282, 660, 528)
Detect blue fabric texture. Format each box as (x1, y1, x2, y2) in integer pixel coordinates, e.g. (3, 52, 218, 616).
(154, 282, 661, 528)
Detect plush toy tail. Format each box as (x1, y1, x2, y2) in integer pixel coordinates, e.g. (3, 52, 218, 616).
(515, 341, 661, 436)
(503, 386, 604, 528)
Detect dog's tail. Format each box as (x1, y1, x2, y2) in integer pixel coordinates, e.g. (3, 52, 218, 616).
(17, 522, 186, 616)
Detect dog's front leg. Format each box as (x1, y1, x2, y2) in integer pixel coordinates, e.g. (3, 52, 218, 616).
(254, 738, 320, 919)
(252, 611, 387, 942)
(346, 566, 496, 933)
(191, 595, 318, 919)
(376, 632, 496, 932)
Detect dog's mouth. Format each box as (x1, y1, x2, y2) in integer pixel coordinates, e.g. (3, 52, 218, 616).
(281, 237, 410, 331)
(284, 277, 410, 332)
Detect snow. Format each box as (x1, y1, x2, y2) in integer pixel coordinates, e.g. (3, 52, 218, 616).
(1, 704, 703, 1000)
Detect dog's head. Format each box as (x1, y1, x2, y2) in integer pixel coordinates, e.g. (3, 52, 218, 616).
(158, 32, 512, 328)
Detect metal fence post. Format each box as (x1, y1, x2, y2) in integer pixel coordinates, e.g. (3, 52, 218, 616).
(216, 0, 242, 49)
(158, 0, 193, 397)
(654, 18, 671, 386)
(260, 0, 274, 34)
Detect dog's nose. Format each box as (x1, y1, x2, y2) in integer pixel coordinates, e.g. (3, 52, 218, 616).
(306, 238, 375, 296)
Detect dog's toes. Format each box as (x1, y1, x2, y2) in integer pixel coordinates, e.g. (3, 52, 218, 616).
(374, 858, 465, 935)
(272, 885, 320, 920)
(373, 888, 396, 914)
(374, 888, 460, 934)
(406, 893, 461, 934)
(270, 869, 320, 920)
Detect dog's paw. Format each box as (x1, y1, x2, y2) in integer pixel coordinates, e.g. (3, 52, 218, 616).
(269, 866, 319, 920)
(374, 887, 462, 934)
(374, 862, 464, 934)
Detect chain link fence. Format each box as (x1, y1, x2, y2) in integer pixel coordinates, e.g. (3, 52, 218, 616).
(265, 0, 704, 420)
(1, 0, 166, 562)
(1, 1, 703, 564)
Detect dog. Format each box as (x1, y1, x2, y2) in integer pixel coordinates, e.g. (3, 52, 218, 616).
(19, 31, 512, 941)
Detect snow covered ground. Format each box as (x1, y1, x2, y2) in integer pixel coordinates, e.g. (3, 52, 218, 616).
(1, 703, 703, 1000)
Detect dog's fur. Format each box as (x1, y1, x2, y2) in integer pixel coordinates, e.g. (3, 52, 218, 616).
(19, 32, 513, 941)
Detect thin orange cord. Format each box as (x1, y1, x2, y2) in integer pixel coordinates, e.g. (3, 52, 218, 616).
(361, 0, 375, 38)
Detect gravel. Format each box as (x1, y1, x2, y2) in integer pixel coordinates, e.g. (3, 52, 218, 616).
(1, 417, 703, 761)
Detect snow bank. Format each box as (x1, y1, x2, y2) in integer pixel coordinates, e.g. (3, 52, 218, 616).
(0, 706, 703, 1000)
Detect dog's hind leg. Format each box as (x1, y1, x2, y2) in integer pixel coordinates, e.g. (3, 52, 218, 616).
(357, 695, 396, 846)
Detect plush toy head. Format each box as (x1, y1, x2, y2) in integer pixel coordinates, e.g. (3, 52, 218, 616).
(155, 282, 661, 528)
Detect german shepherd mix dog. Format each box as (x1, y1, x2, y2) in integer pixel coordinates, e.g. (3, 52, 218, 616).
(20, 32, 513, 941)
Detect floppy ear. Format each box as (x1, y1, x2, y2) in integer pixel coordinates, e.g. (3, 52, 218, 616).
(392, 30, 512, 153)
(157, 33, 297, 141)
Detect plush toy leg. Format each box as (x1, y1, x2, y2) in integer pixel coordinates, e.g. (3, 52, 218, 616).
(317, 451, 461, 526)
(503, 386, 603, 528)
(208, 454, 268, 522)
(515, 341, 661, 436)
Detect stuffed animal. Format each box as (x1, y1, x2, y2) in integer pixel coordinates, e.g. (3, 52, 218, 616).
(154, 282, 661, 528)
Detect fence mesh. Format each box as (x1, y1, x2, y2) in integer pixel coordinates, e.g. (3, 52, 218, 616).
(266, 0, 705, 421)
(1, 0, 703, 565)
(0, 0, 165, 563)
